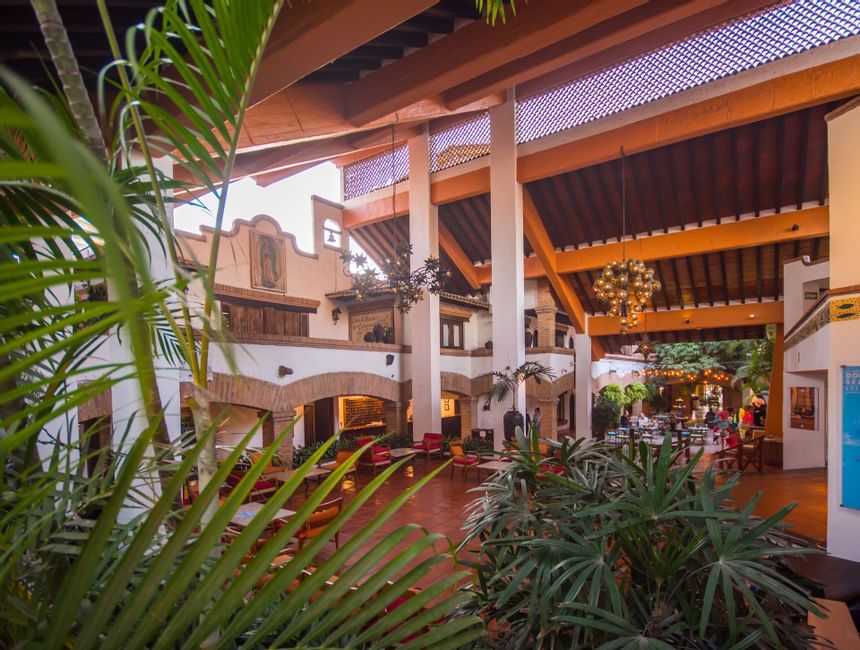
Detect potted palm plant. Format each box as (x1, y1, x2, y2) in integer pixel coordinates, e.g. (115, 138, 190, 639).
(482, 362, 555, 441)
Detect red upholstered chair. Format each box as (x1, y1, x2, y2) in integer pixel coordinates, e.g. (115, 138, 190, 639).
(449, 439, 480, 480)
(356, 435, 392, 476)
(223, 471, 278, 503)
(413, 432, 443, 462)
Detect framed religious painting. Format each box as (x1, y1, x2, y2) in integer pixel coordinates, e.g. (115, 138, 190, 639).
(249, 230, 286, 292)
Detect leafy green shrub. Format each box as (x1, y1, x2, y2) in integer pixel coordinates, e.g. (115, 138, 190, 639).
(623, 381, 648, 407)
(599, 383, 625, 408)
(386, 433, 414, 450)
(591, 394, 621, 438)
(458, 436, 822, 649)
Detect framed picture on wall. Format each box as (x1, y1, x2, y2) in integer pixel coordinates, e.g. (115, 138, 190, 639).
(789, 386, 817, 430)
(250, 230, 286, 292)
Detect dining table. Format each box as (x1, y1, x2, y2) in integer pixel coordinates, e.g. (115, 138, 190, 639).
(230, 501, 295, 529)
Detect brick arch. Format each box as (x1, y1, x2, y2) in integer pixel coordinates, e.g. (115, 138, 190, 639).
(441, 372, 474, 397)
(200, 372, 402, 413)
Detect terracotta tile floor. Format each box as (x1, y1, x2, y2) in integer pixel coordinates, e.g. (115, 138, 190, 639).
(281, 451, 827, 586)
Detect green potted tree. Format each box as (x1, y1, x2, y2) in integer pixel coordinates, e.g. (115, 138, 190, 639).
(483, 362, 555, 442)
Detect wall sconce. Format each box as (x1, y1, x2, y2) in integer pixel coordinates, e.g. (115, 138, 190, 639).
(278, 365, 293, 377)
(385, 354, 395, 366)
(332, 307, 342, 324)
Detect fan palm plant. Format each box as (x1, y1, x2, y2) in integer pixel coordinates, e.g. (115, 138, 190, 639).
(458, 433, 828, 649)
(482, 362, 555, 441)
(0, 0, 487, 646)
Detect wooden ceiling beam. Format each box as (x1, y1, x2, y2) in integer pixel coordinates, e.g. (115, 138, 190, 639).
(344, 0, 646, 126)
(438, 222, 481, 290)
(553, 206, 827, 274)
(523, 188, 588, 334)
(517, 54, 860, 183)
(249, 0, 436, 107)
(471, 206, 828, 284)
(588, 301, 784, 336)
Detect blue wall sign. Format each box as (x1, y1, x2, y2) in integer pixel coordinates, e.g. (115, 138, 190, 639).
(842, 366, 860, 511)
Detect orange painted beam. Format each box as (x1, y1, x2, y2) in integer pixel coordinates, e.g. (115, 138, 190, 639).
(343, 190, 409, 230)
(523, 188, 588, 334)
(430, 167, 490, 205)
(518, 54, 860, 183)
(345, 0, 646, 126)
(439, 223, 481, 290)
(588, 301, 784, 337)
(555, 206, 829, 274)
(472, 206, 829, 281)
(250, 0, 435, 107)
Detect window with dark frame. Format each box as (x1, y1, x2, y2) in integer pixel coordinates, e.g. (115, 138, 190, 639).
(440, 318, 464, 350)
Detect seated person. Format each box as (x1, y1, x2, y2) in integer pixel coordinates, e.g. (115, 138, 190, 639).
(638, 413, 650, 427)
(619, 412, 630, 428)
(704, 407, 716, 424)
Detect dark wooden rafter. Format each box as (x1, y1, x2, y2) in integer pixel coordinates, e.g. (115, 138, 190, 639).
(736, 249, 746, 303)
(719, 251, 730, 306)
(709, 134, 722, 225)
(671, 258, 685, 309)
(732, 128, 742, 220)
(755, 245, 764, 303)
(549, 179, 584, 249)
(703, 253, 716, 306)
(658, 260, 673, 310)
(773, 242, 781, 301)
(605, 160, 630, 240)
(667, 147, 687, 231)
(585, 270, 605, 314)
(775, 114, 786, 213)
(628, 153, 653, 235)
(586, 166, 612, 244)
(685, 256, 700, 307)
(796, 107, 811, 210)
(571, 273, 597, 314)
(686, 140, 703, 227)
(813, 236, 821, 261)
(536, 181, 571, 250)
(642, 151, 671, 234)
(566, 173, 602, 245)
(753, 123, 762, 217)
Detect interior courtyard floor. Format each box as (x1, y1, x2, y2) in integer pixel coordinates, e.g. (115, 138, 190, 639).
(281, 448, 828, 587)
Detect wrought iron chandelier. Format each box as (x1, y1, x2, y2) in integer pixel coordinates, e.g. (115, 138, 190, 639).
(635, 333, 655, 360)
(593, 149, 661, 334)
(341, 125, 450, 313)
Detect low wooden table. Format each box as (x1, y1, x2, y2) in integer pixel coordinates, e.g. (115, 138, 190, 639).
(230, 501, 295, 529)
(389, 448, 419, 468)
(269, 467, 332, 495)
(477, 459, 511, 479)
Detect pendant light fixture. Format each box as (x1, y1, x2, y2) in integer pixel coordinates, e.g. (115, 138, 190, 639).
(593, 148, 661, 334)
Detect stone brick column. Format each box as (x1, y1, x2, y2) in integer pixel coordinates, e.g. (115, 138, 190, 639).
(538, 398, 558, 440)
(459, 397, 477, 440)
(272, 410, 297, 469)
(258, 410, 274, 447)
(384, 400, 407, 436)
(535, 279, 558, 349)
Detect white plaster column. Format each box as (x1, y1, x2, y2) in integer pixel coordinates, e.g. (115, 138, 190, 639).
(272, 410, 298, 469)
(574, 333, 592, 439)
(490, 91, 525, 450)
(408, 126, 442, 437)
(825, 98, 860, 562)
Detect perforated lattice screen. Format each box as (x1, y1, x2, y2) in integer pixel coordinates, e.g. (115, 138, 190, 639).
(430, 112, 491, 172)
(343, 144, 409, 201)
(516, 0, 860, 143)
(343, 0, 860, 199)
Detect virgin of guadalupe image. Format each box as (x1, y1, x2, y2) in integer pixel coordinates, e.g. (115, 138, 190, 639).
(258, 235, 281, 289)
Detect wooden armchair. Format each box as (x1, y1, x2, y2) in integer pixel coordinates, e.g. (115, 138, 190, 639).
(714, 434, 764, 472)
(448, 439, 480, 480)
(248, 449, 283, 476)
(295, 497, 344, 550)
(413, 432, 443, 462)
(319, 449, 359, 488)
(356, 435, 392, 476)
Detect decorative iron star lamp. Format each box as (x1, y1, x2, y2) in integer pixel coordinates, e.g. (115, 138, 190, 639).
(593, 148, 661, 334)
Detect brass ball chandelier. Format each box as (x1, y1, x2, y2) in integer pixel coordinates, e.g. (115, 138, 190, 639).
(593, 148, 660, 334)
